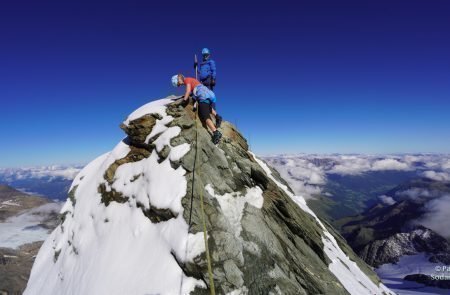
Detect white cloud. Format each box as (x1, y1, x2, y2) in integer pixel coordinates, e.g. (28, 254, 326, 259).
(378, 195, 396, 205)
(441, 159, 450, 170)
(328, 156, 372, 175)
(371, 159, 410, 171)
(421, 171, 450, 182)
(414, 195, 450, 239)
(329, 156, 413, 175)
(394, 188, 443, 201)
(264, 156, 326, 199)
(0, 165, 82, 181)
(394, 187, 450, 238)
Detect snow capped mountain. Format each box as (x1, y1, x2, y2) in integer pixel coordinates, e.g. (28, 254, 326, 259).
(24, 97, 393, 294)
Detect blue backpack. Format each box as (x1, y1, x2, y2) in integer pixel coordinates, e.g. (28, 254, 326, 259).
(193, 85, 216, 104)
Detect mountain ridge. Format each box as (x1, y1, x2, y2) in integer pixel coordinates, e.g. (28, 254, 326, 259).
(24, 96, 393, 295)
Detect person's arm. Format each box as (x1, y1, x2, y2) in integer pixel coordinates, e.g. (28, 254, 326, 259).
(183, 84, 191, 101)
(210, 60, 216, 80)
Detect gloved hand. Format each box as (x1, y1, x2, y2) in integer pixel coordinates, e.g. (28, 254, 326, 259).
(179, 99, 189, 108)
(194, 62, 198, 69)
(211, 79, 216, 86)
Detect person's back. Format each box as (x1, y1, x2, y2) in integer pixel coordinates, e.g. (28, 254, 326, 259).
(198, 48, 216, 90)
(184, 77, 201, 94)
(199, 59, 216, 80)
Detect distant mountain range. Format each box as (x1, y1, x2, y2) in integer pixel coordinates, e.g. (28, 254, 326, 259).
(337, 177, 450, 262)
(0, 185, 61, 294)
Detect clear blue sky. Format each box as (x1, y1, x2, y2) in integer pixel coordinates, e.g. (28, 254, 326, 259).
(1, 0, 449, 167)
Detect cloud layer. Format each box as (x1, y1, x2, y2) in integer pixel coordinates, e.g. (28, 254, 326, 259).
(265, 154, 450, 239)
(0, 165, 82, 181)
(414, 194, 450, 238)
(263, 154, 450, 198)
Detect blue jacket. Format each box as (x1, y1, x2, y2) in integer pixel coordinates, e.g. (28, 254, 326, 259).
(198, 59, 216, 81)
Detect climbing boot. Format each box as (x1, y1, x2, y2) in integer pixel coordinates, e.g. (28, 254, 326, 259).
(212, 130, 222, 145)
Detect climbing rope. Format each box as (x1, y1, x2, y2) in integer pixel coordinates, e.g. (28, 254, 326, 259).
(180, 102, 215, 295)
(199, 180, 216, 294)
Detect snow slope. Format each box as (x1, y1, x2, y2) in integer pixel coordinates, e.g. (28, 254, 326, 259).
(24, 98, 206, 295)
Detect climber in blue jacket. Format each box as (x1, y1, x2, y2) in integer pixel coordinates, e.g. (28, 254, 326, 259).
(194, 48, 222, 127)
(196, 48, 216, 91)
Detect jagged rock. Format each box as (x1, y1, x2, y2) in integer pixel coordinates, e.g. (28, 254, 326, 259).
(120, 113, 162, 147)
(24, 97, 393, 295)
(359, 226, 450, 267)
(404, 273, 450, 289)
(0, 242, 44, 295)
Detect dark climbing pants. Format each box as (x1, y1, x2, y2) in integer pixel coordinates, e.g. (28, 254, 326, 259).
(198, 102, 212, 123)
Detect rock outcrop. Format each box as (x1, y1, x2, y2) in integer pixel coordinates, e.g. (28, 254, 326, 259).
(404, 273, 450, 289)
(24, 97, 393, 295)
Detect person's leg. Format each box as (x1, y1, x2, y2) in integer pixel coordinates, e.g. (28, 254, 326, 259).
(205, 118, 216, 132)
(199, 102, 222, 144)
(198, 103, 216, 132)
(210, 102, 217, 117)
(210, 101, 222, 128)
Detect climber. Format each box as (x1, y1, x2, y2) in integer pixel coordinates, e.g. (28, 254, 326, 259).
(172, 74, 222, 144)
(194, 48, 222, 127)
(195, 48, 216, 90)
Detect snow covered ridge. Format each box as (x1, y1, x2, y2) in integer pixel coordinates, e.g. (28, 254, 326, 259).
(251, 153, 394, 295)
(25, 98, 206, 295)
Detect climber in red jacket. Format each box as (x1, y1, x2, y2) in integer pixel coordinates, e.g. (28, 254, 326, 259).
(172, 74, 222, 144)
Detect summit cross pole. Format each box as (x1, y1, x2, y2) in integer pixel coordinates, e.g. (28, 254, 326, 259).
(194, 54, 198, 80)
(193, 54, 198, 110)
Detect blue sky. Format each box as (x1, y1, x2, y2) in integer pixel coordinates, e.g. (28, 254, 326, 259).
(1, 0, 449, 167)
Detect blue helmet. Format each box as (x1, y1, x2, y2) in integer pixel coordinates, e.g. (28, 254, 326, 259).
(171, 75, 179, 87)
(202, 48, 210, 55)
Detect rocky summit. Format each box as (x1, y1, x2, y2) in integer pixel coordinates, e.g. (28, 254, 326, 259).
(24, 96, 393, 295)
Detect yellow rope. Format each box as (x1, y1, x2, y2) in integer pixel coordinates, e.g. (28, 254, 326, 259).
(194, 105, 216, 295)
(199, 184, 216, 295)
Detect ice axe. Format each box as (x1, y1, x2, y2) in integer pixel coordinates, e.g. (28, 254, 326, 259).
(193, 54, 198, 111)
(194, 54, 198, 80)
